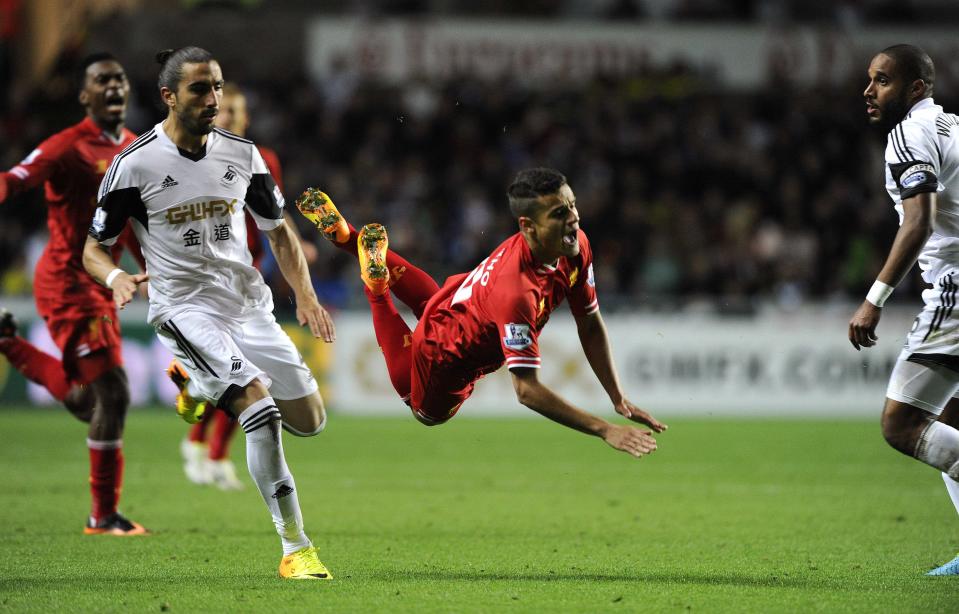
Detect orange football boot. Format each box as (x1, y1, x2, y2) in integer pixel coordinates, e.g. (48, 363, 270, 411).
(358, 223, 390, 296)
(295, 188, 350, 243)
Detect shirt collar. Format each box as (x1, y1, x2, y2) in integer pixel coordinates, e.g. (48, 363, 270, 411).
(908, 98, 935, 114)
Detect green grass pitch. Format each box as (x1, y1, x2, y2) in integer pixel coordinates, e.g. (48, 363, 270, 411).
(0, 408, 957, 612)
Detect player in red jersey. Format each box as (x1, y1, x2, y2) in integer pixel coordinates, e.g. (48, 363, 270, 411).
(0, 53, 148, 535)
(175, 82, 319, 490)
(297, 168, 666, 456)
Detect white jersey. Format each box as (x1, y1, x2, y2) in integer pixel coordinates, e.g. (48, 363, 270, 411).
(90, 123, 285, 325)
(884, 97, 959, 284)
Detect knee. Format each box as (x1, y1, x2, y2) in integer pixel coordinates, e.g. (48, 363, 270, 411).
(283, 407, 327, 437)
(91, 368, 131, 414)
(881, 403, 928, 454)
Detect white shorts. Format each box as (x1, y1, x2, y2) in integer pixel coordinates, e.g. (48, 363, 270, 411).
(887, 350, 959, 415)
(156, 308, 318, 406)
(887, 269, 959, 414)
(903, 270, 959, 355)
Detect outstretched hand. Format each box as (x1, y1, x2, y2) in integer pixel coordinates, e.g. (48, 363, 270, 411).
(602, 423, 658, 458)
(297, 297, 336, 342)
(112, 272, 149, 309)
(615, 398, 667, 433)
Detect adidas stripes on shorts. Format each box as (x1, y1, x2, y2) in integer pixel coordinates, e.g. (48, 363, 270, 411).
(886, 269, 959, 414)
(156, 308, 318, 407)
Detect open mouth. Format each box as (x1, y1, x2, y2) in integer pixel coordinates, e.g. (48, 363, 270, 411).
(562, 230, 578, 247)
(865, 102, 879, 116)
(104, 93, 125, 112)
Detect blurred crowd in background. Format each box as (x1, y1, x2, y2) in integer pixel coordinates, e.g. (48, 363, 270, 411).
(3, 0, 957, 315)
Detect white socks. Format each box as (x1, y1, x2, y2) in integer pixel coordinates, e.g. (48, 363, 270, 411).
(238, 397, 312, 555)
(915, 421, 959, 480)
(942, 472, 959, 516)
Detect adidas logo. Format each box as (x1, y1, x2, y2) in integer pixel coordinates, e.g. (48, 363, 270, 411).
(160, 175, 178, 189)
(272, 484, 295, 499)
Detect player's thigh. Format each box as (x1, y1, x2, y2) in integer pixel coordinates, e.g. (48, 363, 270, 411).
(46, 311, 123, 385)
(410, 358, 473, 426)
(156, 311, 268, 407)
(234, 310, 318, 402)
(886, 350, 959, 423)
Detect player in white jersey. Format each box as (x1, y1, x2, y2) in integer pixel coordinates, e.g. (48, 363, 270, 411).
(848, 44, 959, 576)
(82, 47, 334, 580)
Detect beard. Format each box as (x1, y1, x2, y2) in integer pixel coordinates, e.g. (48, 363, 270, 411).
(178, 107, 216, 136)
(876, 90, 911, 131)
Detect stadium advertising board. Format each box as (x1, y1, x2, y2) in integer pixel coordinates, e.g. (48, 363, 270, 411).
(0, 311, 905, 416)
(308, 19, 959, 92)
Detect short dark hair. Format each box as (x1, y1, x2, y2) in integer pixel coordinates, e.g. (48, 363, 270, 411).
(155, 46, 215, 92)
(881, 44, 935, 96)
(507, 168, 567, 219)
(77, 52, 118, 90)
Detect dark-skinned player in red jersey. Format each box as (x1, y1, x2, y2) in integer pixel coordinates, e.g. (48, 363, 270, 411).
(297, 168, 666, 456)
(0, 53, 148, 535)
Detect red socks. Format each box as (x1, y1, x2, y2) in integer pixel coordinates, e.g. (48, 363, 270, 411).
(187, 408, 213, 443)
(0, 337, 71, 401)
(334, 224, 440, 318)
(88, 439, 123, 522)
(188, 408, 237, 460)
(365, 288, 413, 399)
(208, 411, 238, 460)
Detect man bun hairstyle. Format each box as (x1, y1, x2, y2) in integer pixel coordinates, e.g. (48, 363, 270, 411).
(507, 167, 567, 219)
(156, 46, 214, 91)
(881, 44, 935, 96)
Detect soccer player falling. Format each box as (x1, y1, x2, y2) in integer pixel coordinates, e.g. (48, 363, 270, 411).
(298, 168, 666, 455)
(848, 44, 959, 576)
(0, 53, 147, 535)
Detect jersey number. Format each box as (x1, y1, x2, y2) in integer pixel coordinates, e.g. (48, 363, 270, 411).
(451, 249, 505, 305)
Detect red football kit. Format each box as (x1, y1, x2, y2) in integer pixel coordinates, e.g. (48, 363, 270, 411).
(2, 116, 137, 383)
(409, 229, 598, 421)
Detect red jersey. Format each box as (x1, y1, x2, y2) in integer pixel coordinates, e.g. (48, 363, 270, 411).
(416, 230, 599, 382)
(2, 116, 138, 318)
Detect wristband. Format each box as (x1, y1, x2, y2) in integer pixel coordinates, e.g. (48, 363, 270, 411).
(104, 268, 124, 288)
(866, 280, 894, 307)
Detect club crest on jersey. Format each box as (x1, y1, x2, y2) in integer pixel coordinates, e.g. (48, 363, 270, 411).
(899, 163, 935, 189)
(220, 165, 239, 186)
(503, 323, 533, 350)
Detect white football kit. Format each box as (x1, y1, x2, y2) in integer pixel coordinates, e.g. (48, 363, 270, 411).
(91, 124, 317, 405)
(882, 98, 959, 413)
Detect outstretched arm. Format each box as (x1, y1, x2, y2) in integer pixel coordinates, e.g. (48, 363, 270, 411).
(82, 235, 148, 310)
(574, 310, 667, 432)
(848, 192, 933, 350)
(510, 367, 658, 458)
(266, 220, 335, 342)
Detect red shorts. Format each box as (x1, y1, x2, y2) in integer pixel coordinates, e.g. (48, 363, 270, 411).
(43, 310, 123, 385)
(409, 337, 476, 425)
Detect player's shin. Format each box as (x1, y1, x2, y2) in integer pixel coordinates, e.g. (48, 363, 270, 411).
(915, 421, 959, 479)
(238, 397, 312, 554)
